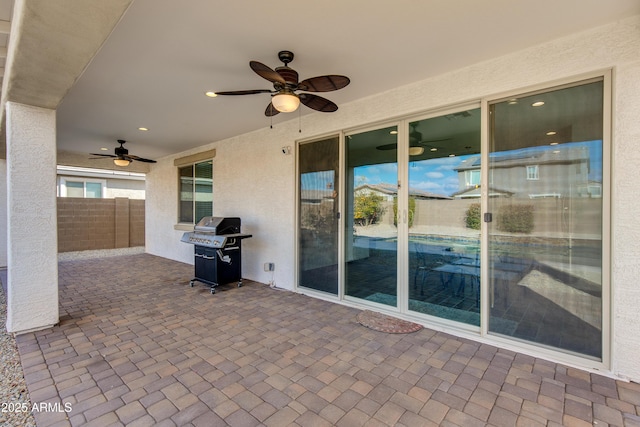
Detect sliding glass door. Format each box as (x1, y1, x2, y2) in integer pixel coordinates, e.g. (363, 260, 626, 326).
(296, 74, 608, 364)
(487, 79, 605, 359)
(298, 136, 340, 295)
(406, 109, 481, 326)
(344, 125, 398, 307)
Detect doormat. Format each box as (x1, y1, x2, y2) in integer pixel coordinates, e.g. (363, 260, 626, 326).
(356, 310, 423, 334)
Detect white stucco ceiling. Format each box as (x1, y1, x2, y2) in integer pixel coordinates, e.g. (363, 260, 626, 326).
(6, 0, 640, 162)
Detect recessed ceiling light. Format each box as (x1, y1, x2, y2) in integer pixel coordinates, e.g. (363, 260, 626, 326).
(205, 91, 218, 98)
(138, 127, 149, 131)
(532, 101, 545, 107)
(550, 142, 559, 146)
(546, 131, 557, 136)
(390, 130, 398, 135)
(508, 99, 518, 105)
(100, 147, 108, 151)
(430, 148, 437, 152)
(449, 154, 455, 157)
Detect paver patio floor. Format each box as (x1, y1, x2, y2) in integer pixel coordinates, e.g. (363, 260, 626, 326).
(14, 254, 640, 426)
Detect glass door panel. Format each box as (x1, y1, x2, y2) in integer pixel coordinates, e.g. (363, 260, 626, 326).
(406, 109, 481, 325)
(298, 136, 340, 294)
(488, 80, 604, 359)
(345, 126, 398, 307)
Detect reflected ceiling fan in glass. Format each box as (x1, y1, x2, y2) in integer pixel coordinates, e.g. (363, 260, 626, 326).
(376, 123, 451, 155)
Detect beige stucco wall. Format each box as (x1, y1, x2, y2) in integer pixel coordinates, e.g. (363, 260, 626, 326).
(145, 16, 640, 381)
(0, 159, 6, 268)
(104, 179, 145, 200)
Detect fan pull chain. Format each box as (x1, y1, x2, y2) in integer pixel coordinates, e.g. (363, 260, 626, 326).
(298, 108, 302, 133)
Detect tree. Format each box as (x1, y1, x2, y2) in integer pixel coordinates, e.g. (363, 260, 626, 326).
(353, 192, 385, 226)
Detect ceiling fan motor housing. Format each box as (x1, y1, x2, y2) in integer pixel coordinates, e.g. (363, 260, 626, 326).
(115, 145, 128, 157)
(275, 67, 298, 87)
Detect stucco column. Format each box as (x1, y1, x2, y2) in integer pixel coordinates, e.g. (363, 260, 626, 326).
(5, 102, 58, 334)
(0, 159, 7, 268)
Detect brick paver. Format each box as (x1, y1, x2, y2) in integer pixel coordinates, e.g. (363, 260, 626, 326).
(13, 254, 640, 426)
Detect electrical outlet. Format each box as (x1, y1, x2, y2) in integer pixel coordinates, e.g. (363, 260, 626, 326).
(264, 262, 275, 271)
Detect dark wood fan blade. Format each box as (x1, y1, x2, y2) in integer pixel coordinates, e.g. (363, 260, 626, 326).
(127, 155, 157, 163)
(265, 102, 280, 117)
(250, 61, 285, 84)
(376, 143, 397, 151)
(298, 75, 350, 92)
(299, 93, 338, 112)
(416, 138, 452, 145)
(89, 153, 117, 158)
(215, 89, 273, 96)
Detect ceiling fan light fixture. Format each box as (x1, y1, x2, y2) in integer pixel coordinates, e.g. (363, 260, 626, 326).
(409, 146, 424, 156)
(271, 91, 300, 113)
(114, 158, 130, 167)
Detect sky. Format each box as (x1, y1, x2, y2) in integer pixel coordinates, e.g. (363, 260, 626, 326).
(355, 155, 469, 197)
(354, 140, 603, 197)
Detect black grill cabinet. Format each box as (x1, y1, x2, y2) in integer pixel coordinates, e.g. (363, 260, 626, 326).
(180, 217, 252, 294)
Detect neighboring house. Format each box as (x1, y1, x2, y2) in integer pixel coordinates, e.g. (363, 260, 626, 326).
(355, 183, 452, 201)
(300, 188, 335, 205)
(56, 165, 146, 199)
(452, 145, 597, 199)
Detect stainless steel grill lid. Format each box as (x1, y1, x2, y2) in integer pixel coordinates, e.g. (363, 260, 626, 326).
(194, 216, 240, 234)
(181, 217, 250, 249)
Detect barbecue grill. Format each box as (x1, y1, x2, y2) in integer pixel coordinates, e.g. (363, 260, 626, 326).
(180, 216, 252, 294)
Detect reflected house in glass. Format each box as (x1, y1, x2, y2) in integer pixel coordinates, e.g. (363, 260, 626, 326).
(355, 183, 451, 201)
(452, 144, 596, 200)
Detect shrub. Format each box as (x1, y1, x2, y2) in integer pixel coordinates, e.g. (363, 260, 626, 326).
(496, 204, 535, 233)
(465, 203, 481, 230)
(393, 196, 416, 228)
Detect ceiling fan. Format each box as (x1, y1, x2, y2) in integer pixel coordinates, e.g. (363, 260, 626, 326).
(90, 140, 157, 167)
(376, 123, 451, 155)
(214, 50, 350, 116)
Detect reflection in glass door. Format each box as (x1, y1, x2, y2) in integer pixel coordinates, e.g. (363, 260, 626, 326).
(406, 109, 481, 325)
(298, 136, 340, 294)
(488, 79, 605, 359)
(345, 126, 398, 307)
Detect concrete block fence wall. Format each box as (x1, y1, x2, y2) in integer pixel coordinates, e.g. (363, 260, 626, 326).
(57, 197, 145, 252)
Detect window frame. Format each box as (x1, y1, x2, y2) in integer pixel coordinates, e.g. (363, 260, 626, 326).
(59, 177, 106, 198)
(465, 169, 481, 187)
(526, 165, 539, 180)
(177, 160, 213, 225)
